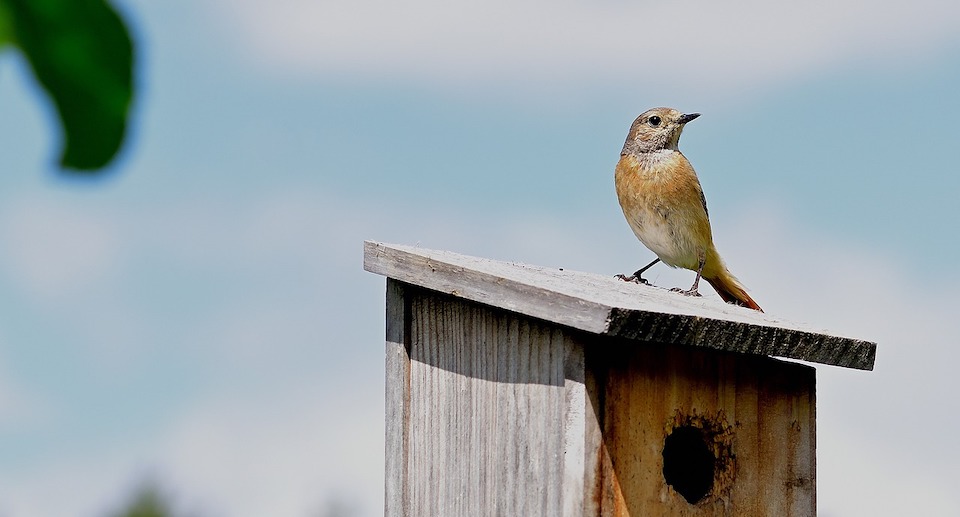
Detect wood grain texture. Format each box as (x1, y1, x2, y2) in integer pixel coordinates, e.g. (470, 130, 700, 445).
(384, 279, 410, 517)
(589, 343, 816, 516)
(382, 281, 821, 516)
(364, 240, 877, 370)
(392, 285, 587, 516)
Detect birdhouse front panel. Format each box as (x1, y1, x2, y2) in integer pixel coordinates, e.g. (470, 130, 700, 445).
(586, 343, 816, 516)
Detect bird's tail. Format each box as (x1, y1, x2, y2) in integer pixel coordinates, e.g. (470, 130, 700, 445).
(705, 269, 763, 312)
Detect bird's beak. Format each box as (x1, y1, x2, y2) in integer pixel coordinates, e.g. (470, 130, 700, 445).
(678, 113, 701, 124)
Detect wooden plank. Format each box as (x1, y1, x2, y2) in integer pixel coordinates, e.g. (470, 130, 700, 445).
(562, 336, 587, 517)
(589, 343, 816, 516)
(400, 287, 587, 516)
(363, 240, 877, 370)
(384, 279, 410, 517)
(364, 241, 613, 335)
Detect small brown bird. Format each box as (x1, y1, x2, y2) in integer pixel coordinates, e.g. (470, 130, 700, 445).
(615, 107, 762, 312)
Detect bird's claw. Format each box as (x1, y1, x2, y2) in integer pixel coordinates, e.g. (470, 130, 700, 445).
(670, 287, 702, 297)
(616, 273, 650, 285)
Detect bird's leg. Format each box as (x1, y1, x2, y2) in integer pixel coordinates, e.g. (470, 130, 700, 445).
(616, 258, 660, 285)
(671, 253, 705, 297)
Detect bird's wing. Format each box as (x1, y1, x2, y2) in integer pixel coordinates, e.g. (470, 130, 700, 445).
(698, 188, 709, 220)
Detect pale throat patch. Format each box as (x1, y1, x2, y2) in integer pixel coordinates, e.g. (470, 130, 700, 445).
(641, 149, 677, 163)
(635, 150, 681, 180)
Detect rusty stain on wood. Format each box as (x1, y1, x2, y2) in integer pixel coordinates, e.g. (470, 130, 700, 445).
(590, 343, 816, 516)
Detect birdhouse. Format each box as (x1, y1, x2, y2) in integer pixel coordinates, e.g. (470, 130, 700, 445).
(363, 241, 876, 517)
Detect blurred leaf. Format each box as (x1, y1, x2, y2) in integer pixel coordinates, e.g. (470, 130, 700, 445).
(109, 484, 172, 517)
(0, 1, 12, 46)
(6, 0, 133, 171)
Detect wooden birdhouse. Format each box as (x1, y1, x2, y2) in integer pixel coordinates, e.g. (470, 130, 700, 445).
(363, 241, 876, 517)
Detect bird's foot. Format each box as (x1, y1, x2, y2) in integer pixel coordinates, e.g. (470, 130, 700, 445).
(616, 266, 654, 285)
(670, 287, 702, 297)
(616, 273, 650, 285)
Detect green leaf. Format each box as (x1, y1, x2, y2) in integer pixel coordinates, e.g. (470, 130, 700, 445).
(7, 0, 134, 171)
(0, 1, 12, 47)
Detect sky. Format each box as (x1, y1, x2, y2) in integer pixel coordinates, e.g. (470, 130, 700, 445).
(0, 0, 959, 515)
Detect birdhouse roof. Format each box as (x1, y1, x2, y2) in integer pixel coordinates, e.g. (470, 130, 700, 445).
(363, 241, 876, 370)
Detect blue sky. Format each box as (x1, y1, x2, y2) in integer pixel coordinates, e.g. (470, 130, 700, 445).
(1, 0, 959, 515)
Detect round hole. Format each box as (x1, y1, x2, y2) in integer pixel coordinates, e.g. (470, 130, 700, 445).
(662, 425, 716, 504)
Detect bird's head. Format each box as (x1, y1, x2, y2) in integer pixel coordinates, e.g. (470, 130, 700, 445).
(621, 107, 700, 155)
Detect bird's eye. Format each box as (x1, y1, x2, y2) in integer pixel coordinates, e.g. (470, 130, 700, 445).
(648, 115, 661, 126)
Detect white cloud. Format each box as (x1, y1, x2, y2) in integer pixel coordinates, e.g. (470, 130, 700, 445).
(0, 197, 154, 368)
(0, 353, 49, 429)
(0, 199, 122, 302)
(156, 382, 384, 517)
(0, 383, 384, 517)
(0, 454, 124, 517)
(205, 0, 960, 97)
(819, 425, 959, 517)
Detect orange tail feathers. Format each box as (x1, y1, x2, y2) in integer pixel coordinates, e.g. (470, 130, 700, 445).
(705, 271, 763, 312)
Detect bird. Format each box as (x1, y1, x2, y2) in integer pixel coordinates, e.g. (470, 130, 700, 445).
(614, 107, 762, 312)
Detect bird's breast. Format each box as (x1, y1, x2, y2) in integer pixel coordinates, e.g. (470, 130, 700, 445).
(614, 152, 711, 269)
(614, 152, 688, 221)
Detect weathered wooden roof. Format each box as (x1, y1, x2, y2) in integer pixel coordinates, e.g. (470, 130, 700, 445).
(363, 241, 876, 370)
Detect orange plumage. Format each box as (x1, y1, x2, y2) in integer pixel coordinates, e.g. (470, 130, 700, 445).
(615, 107, 762, 312)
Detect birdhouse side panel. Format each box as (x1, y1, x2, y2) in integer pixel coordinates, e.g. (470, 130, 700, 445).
(387, 284, 587, 516)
